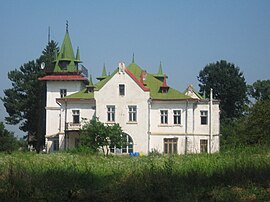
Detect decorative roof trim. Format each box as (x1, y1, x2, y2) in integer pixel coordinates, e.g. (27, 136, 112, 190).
(125, 69, 150, 91)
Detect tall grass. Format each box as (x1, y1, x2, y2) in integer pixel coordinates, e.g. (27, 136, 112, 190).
(0, 146, 269, 201)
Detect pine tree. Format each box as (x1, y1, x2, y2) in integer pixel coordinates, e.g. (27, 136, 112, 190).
(1, 41, 58, 152)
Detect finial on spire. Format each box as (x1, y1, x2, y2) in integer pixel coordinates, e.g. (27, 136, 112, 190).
(66, 20, 69, 33)
(132, 53, 135, 63)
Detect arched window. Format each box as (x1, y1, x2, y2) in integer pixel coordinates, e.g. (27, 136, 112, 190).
(110, 133, 133, 154)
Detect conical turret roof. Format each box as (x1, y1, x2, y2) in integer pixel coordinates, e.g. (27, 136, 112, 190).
(52, 26, 79, 73)
(96, 64, 107, 81)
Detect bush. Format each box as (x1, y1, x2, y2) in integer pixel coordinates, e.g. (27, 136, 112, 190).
(0, 122, 19, 152)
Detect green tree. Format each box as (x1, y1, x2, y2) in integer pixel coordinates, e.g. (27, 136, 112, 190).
(243, 98, 270, 145)
(198, 60, 247, 120)
(0, 122, 19, 152)
(39, 40, 58, 73)
(1, 41, 58, 152)
(79, 119, 126, 156)
(247, 80, 270, 101)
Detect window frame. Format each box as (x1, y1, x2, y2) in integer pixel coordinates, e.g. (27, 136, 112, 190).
(72, 110, 80, 124)
(128, 105, 137, 122)
(173, 110, 181, 125)
(200, 139, 208, 153)
(107, 105, 115, 122)
(160, 110, 168, 124)
(60, 89, 67, 98)
(119, 84, 125, 96)
(164, 138, 178, 154)
(200, 110, 208, 125)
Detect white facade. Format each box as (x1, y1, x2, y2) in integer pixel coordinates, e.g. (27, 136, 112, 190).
(43, 64, 220, 154)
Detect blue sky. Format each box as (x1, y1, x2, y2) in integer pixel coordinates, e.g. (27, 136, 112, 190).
(0, 0, 270, 137)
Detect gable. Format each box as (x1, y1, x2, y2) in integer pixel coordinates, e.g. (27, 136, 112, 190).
(94, 66, 150, 97)
(127, 63, 192, 100)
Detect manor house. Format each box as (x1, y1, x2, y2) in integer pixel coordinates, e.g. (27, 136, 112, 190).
(39, 28, 220, 154)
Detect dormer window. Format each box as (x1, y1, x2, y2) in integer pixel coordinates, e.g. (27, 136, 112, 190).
(59, 61, 69, 70)
(159, 74, 169, 93)
(119, 84, 125, 96)
(161, 88, 169, 93)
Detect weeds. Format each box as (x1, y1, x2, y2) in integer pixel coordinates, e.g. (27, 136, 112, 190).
(0, 146, 269, 201)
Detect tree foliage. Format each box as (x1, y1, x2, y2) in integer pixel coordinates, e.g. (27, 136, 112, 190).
(1, 41, 58, 152)
(243, 98, 270, 144)
(221, 98, 270, 147)
(0, 122, 19, 152)
(198, 60, 247, 120)
(247, 80, 270, 101)
(79, 119, 126, 156)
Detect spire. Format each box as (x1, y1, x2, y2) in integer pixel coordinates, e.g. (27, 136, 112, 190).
(75, 47, 81, 62)
(96, 63, 108, 81)
(158, 61, 163, 75)
(89, 74, 94, 86)
(132, 53, 135, 63)
(154, 61, 167, 82)
(59, 30, 75, 60)
(53, 23, 79, 73)
(102, 63, 107, 77)
(86, 74, 95, 93)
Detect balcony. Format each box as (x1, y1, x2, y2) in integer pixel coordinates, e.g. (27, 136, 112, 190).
(66, 122, 82, 131)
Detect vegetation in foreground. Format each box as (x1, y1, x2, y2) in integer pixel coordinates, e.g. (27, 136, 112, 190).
(0, 146, 269, 202)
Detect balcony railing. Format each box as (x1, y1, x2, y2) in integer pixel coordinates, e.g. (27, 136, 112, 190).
(66, 122, 82, 131)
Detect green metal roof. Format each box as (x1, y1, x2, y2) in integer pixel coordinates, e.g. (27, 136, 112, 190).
(95, 68, 118, 90)
(66, 62, 193, 100)
(96, 64, 108, 80)
(127, 63, 191, 100)
(75, 47, 81, 63)
(53, 30, 79, 73)
(64, 88, 94, 99)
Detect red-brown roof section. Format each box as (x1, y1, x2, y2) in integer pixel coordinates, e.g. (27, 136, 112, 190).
(38, 74, 88, 81)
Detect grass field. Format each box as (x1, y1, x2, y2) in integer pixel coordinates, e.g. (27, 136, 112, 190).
(0, 146, 270, 201)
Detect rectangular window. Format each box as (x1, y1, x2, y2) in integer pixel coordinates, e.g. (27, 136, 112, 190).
(119, 84, 125, 96)
(53, 138, 59, 151)
(128, 106, 137, 122)
(160, 110, 168, 124)
(164, 138, 178, 154)
(72, 110, 80, 124)
(60, 89, 67, 98)
(107, 105, 115, 122)
(173, 110, 181, 124)
(200, 111, 208, 125)
(200, 139, 208, 153)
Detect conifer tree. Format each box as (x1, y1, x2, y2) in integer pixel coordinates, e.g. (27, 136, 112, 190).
(1, 41, 58, 152)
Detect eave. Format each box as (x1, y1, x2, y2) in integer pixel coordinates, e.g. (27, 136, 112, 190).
(38, 74, 88, 81)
